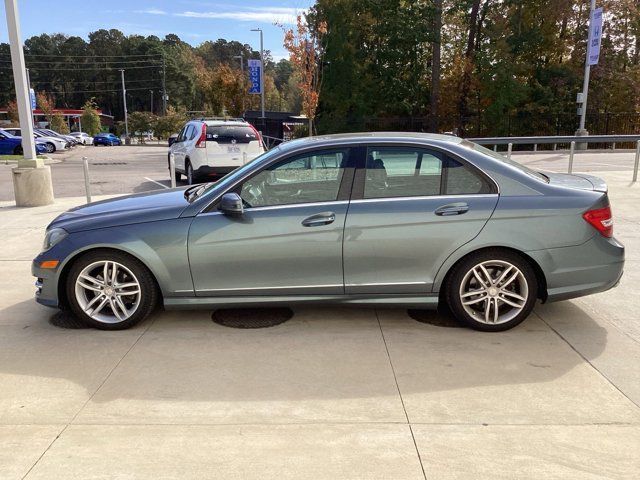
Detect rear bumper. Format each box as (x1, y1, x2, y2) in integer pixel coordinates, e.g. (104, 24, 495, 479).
(194, 165, 239, 178)
(527, 234, 624, 302)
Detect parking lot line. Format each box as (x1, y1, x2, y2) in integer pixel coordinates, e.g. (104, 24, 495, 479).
(144, 177, 169, 189)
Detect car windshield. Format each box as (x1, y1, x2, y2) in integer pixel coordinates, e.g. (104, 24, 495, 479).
(186, 146, 283, 203)
(462, 140, 549, 182)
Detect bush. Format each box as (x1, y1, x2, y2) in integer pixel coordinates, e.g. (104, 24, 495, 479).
(50, 114, 70, 134)
(81, 100, 102, 137)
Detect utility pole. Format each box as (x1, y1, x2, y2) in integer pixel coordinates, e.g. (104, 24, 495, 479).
(119, 69, 128, 138)
(251, 28, 265, 118)
(150, 90, 154, 114)
(161, 57, 167, 115)
(234, 54, 245, 114)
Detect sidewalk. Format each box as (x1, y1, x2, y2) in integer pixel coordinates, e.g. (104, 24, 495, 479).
(0, 173, 638, 479)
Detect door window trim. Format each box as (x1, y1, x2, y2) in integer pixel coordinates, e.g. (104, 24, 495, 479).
(350, 143, 499, 200)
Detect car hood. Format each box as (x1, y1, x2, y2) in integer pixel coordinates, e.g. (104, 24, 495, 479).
(48, 188, 191, 233)
(544, 172, 607, 192)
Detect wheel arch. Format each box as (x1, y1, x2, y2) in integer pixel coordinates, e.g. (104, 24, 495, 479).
(436, 246, 548, 302)
(57, 246, 163, 309)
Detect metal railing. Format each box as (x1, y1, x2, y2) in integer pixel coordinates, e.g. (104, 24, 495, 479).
(468, 135, 640, 182)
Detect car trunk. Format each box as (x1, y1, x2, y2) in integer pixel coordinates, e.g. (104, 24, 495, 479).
(205, 125, 263, 168)
(544, 172, 608, 192)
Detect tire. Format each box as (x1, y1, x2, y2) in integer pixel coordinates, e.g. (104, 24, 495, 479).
(66, 250, 158, 330)
(445, 249, 538, 332)
(175, 171, 182, 182)
(186, 161, 195, 185)
(13, 145, 23, 155)
(46, 142, 56, 153)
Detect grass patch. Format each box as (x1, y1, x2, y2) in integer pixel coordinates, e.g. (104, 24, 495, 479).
(0, 154, 48, 162)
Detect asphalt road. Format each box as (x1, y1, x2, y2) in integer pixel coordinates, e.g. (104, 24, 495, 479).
(0, 144, 637, 200)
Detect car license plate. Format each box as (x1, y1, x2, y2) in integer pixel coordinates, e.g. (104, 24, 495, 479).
(227, 146, 241, 153)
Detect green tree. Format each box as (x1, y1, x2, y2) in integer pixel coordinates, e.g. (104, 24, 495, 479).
(80, 100, 102, 136)
(152, 106, 187, 140)
(128, 111, 156, 143)
(50, 113, 70, 134)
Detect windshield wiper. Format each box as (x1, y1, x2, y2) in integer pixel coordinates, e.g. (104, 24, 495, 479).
(184, 183, 212, 202)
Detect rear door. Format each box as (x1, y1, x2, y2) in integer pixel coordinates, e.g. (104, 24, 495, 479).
(343, 145, 499, 294)
(204, 124, 264, 169)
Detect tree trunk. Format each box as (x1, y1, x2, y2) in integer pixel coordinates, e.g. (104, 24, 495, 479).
(430, 0, 443, 133)
(457, 0, 481, 136)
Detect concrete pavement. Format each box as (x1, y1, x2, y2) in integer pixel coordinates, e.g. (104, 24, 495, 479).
(0, 171, 638, 479)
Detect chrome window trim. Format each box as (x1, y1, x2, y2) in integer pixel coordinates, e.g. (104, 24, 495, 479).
(198, 200, 349, 217)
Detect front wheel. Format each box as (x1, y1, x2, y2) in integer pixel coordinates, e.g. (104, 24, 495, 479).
(46, 142, 56, 153)
(446, 250, 538, 332)
(66, 250, 158, 330)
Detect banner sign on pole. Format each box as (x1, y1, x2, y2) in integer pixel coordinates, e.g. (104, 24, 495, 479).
(248, 59, 262, 94)
(29, 88, 36, 110)
(587, 7, 603, 66)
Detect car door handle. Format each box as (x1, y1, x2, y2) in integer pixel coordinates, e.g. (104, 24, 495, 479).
(435, 202, 469, 216)
(302, 212, 336, 227)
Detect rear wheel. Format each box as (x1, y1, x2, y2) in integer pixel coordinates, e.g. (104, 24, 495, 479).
(446, 249, 538, 332)
(186, 161, 195, 185)
(13, 145, 23, 155)
(66, 250, 158, 330)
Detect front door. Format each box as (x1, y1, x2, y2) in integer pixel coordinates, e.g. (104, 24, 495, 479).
(344, 145, 499, 294)
(188, 147, 355, 296)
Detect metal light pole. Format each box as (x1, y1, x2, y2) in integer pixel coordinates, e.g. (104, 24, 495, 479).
(150, 90, 154, 114)
(233, 54, 244, 72)
(251, 28, 265, 118)
(119, 68, 128, 138)
(576, 0, 598, 147)
(4, 0, 54, 206)
(161, 58, 167, 115)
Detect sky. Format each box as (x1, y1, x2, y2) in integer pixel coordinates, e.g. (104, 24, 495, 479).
(0, 0, 314, 60)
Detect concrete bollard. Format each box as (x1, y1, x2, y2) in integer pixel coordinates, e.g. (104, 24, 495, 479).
(633, 140, 640, 183)
(169, 152, 176, 188)
(82, 156, 91, 204)
(568, 141, 575, 174)
(507, 143, 513, 160)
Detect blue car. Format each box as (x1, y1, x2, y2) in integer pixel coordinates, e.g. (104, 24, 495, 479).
(93, 133, 122, 146)
(0, 129, 48, 155)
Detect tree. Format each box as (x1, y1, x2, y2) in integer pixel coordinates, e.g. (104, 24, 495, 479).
(80, 99, 101, 136)
(128, 111, 156, 143)
(283, 14, 327, 135)
(50, 113, 70, 134)
(36, 91, 55, 124)
(6, 99, 19, 125)
(152, 106, 187, 140)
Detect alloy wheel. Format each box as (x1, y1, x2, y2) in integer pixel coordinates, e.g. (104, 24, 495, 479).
(74, 260, 141, 324)
(458, 260, 528, 325)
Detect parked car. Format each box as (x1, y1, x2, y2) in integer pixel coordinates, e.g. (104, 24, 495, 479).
(38, 128, 78, 146)
(4, 127, 68, 153)
(0, 129, 48, 155)
(69, 132, 94, 145)
(168, 119, 265, 184)
(32, 133, 624, 331)
(93, 133, 122, 146)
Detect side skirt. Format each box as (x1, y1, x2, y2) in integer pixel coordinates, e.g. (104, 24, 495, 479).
(164, 294, 440, 310)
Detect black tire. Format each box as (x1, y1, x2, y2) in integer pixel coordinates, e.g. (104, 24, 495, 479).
(65, 250, 158, 330)
(186, 160, 195, 185)
(175, 170, 182, 182)
(46, 142, 56, 153)
(13, 145, 23, 155)
(445, 249, 538, 332)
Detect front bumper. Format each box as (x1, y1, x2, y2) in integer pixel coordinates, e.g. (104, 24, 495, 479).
(527, 234, 625, 302)
(32, 260, 60, 308)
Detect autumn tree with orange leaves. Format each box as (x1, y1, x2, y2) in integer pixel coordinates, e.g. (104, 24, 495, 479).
(283, 15, 326, 136)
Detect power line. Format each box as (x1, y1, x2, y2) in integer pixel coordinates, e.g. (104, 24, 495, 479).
(0, 53, 164, 58)
(0, 64, 162, 71)
(33, 86, 163, 94)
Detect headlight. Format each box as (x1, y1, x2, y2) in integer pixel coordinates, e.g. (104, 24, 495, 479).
(42, 228, 68, 251)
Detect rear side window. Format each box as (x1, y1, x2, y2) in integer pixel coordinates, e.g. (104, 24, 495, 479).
(445, 158, 493, 195)
(206, 125, 257, 144)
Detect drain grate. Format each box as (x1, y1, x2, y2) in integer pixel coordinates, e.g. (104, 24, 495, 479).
(408, 308, 462, 328)
(212, 308, 293, 329)
(49, 311, 89, 329)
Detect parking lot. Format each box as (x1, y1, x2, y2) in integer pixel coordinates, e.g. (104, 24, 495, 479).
(1, 144, 639, 201)
(0, 153, 638, 478)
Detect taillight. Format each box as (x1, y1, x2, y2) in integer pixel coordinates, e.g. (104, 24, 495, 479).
(249, 124, 264, 149)
(583, 205, 613, 238)
(195, 124, 206, 148)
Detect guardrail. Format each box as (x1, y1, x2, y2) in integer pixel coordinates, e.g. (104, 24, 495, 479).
(469, 135, 640, 182)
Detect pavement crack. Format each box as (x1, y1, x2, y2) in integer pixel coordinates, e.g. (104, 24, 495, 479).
(375, 309, 427, 480)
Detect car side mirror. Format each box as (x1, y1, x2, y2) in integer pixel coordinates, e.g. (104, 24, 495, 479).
(219, 192, 244, 216)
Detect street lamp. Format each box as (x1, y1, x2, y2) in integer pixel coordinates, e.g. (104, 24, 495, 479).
(233, 54, 244, 73)
(250, 28, 265, 119)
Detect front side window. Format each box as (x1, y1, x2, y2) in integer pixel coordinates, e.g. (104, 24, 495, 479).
(238, 149, 348, 208)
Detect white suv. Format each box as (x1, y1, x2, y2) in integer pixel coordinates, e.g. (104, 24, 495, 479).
(169, 119, 265, 184)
